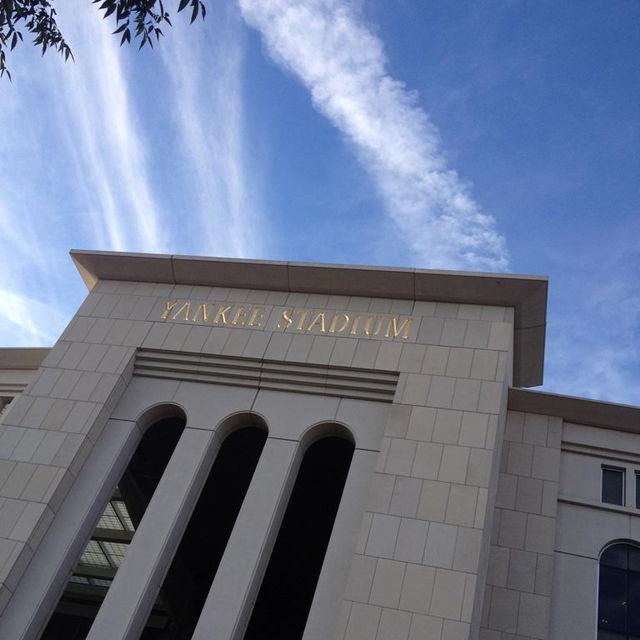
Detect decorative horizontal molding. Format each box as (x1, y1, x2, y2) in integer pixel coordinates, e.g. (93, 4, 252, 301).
(558, 494, 640, 518)
(0, 383, 28, 396)
(561, 441, 640, 466)
(133, 349, 399, 403)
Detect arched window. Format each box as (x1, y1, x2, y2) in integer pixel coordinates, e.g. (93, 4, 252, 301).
(598, 542, 640, 639)
(243, 427, 355, 640)
(41, 408, 187, 640)
(139, 421, 267, 638)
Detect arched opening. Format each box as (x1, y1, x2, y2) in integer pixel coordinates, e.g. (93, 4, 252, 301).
(139, 419, 268, 639)
(41, 407, 187, 640)
(243, 429, 355, 640)
(598, 542, 640, 639)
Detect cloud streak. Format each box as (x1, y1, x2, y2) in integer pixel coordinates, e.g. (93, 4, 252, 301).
(160, 3, 264, 257)
(51, 4, 166, 253)
(238, 0, 509, 271)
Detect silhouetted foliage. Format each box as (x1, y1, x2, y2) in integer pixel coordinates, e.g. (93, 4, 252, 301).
(0, 0, 206, 79)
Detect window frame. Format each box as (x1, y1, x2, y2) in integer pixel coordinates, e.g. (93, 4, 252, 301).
(602, 466, 626, 506)
(598, 542, 640, 639)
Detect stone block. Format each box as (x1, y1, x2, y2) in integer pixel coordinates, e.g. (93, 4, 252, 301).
(417, 317, 443, 345)
(424, 522, 457, 569)
(369, 559, 405, 608)
(452, 379, 481, 412)
(517, 592, 550, 639)
(385, 439, 417, 477)
(446, 485, 478, 527)
(524, 515, 555, 555)
(470, 350, 498, 381)
(344, 554, 376, 603)
(458, 412, 489, 448)
(430, 568, 466, 620)
(329, 337, 358, 367)
(406, 406, 436, 442)
(432, 409, 463, 445)
(441, 319, 467, 347)
(399, 564, 436, 614)
(507, 549, 537, 592)
(417, 480, 450, 522)
(531, 446, 560, 482)
(498, 509, 527, 550)
(399, 343, 426, 374)
(506, 442, 533, 477)
(411, 443, 443, 480)
(515, 477, 543, 514)
(352, 340, 380, 369)
(366, 514, 401, 559)
(488, 586, 519, 633)
(377, 608, 411, 640)
(389, 476, 422, 518)
(486, 545, 509, 587)
(466, 448, 493, 488)
(402, 374, 431, 406)
(394, 518, 428, 563)
(385, 404, 412, 439)
(427, 376, 455, 409)
(367, 473, 395, 514)
(438, 446, 470, 484)
(408, 614, 443, 640)
(344, 603, 381, 640)
(421, 345, 449, 375)
(445, 348, 473, 378)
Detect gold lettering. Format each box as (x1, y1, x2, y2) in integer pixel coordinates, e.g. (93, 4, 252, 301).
(171, 302, 191, 321)
(294, 309, 311, 331)
(329, 313, 350, 334)
(161, 300, 179, 320)
(248, 307, 267, 328)
(363, 314, 384, 337)
(213, 305, 232, 325)
(192, 302, 210, 323)
(307, 312, 326, 333)
(350, 314, 361, 335)
(277, 309, 293, 329)
(386, 317, 413, 339)
(232, 306, 250, 326)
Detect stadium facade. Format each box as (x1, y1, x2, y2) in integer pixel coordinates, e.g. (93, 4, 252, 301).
(0, 250, 638, 640)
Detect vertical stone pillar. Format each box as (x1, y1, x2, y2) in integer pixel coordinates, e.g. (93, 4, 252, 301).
(191, 437, 299, 640)
(336, 306, 515, 640)
(87, 427, 219, 640)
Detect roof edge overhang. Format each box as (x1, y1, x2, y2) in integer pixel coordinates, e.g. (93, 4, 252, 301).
(70, 249, 548, 388)
(508, 388, 640, 433)
(0, 348, 50, 370)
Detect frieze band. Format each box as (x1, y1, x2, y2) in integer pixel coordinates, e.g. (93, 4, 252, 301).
(161, 299, 414, 340)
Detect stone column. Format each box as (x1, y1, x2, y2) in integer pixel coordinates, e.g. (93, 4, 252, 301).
(191, 437, 300, 640)
(87, 427, 219, 640)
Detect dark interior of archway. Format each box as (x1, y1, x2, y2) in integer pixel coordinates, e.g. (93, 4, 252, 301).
(40, 416, 185, 640)
(139, 425, 268, 640)
(243, 435, 355, 640)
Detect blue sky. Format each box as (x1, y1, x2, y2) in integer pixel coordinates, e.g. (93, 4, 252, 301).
(0, 0, 638, 404)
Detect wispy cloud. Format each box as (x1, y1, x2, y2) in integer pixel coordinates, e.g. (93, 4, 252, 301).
(50, 4, 166, 253)
(543, 244, 640, 404)
(0, 200, 68, 346)
(0, 289, 68, 346)
(161, 3, 265, 257)
(238, 0, 509, 271)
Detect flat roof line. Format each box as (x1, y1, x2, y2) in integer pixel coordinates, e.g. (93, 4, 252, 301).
(70, 249, 548, 388)
(509, 387, 640, 432)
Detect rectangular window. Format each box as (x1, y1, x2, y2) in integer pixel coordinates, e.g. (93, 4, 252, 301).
(636, 472, 640, 509)
(602, 467, 625, 506)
